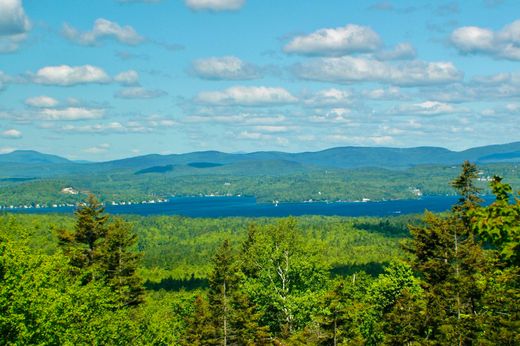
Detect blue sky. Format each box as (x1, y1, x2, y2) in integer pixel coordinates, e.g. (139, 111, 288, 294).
(0, 0, 519, 160)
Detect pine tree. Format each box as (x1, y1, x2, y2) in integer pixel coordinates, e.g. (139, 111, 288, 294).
(57, 195, 144, 305)
(99, 218, 144, 306)
(57, 194, 109, 281)
(404, 162, 487, 345)
(208, 239, 235, 345)
(209, 239, 270, 345)
(468, 176, 520, 344)
(183, 295, 217, 345)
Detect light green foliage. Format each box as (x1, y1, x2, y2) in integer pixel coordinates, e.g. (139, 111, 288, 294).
(471, 176, 520, 265)
(239, 219, 330, 337)
(0, 225, 140, 345)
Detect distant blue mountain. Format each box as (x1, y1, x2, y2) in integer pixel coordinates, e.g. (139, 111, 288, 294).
(2, 142, 520, 179)
(0, 150, 71, 164)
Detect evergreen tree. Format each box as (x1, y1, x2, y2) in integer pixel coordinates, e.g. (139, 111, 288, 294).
(100, 218, 144, 306)
(468, 176, 520, 344)
(209, 239, 270, 345)
(314, 276, 367, 346)
(57, 194, 143, 305)
(57, 194, 109, 280)
(208, 239, 235, 345)
(403, 162, 487, 345)
(183, 295, 217, 345)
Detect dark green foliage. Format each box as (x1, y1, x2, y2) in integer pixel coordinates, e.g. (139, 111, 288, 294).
(183, 295, 217, 345)
(183, 240, 270, 345)
(57, 194, 109, 277)
(101, 218, 144, 306)
(405, 200, 486, 343)
(57, 194, 144, 306)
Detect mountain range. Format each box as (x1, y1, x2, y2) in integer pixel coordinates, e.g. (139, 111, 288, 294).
(1, 142, 520, 179)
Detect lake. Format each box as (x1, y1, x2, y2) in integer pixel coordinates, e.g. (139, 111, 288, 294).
(6, 195, 495, 218)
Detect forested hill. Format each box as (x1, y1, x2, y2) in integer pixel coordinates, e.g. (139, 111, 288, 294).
(2, 142, 520, 177)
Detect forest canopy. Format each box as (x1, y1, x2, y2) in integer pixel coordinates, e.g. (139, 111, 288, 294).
(0, 162, 518, 345)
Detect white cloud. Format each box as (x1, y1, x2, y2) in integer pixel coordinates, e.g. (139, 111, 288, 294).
(419, 72, 520, 102)
(184, 113, 286, 125)
(389, 101, 464, 116)
(185, 0, 245, 11)
(362, 87, 404, 100)
(196, 86, 297, 106)
(62, 18, 144, 46)
(308, 108, 352, 124)
(451, 20, 520, 60)
(375, 43, 416, 60)
(293, 56, 462, 86)
(284, 24, 381, 55)
(83, 143, 110, 154)
(325, 134, 394, 145)
(192, 56, 260, 80)
(253, 125, 288, 133)
(237, 131, 268, 140)
(60, 117, 175, 134)
(0, 0, 30, 52)
(25, 96, 59, 108)
(1, 128, 22, 138)
(33, 65, 110, 86)
(115, 87, 167, 99)
(39, 107, 105, 121)
(114, 70, 139, 85)
(0, 146, 15, 154)
(303, 88, 353, 107)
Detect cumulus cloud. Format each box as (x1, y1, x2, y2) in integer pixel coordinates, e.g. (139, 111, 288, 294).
(451, 19, 520, 60)
(362, 87, 405, 100)
(62, 18, 144, 46)
(375, 43, 416, 60)
(419, 72, 520, 102)
(25, 96, 59, 108)
(253, 125, 289, 133)
(303, 88, 353, 107)
(192, 56, 260, 80)
(83, 143, 110, 154)
(184, 113, 286, 125)
(388, 101, 465, 116)
(325, 134, 394, 145)
(293, 56, 462, 86)
(39, 107, 105, 121)
(196, 86, 297, 106)
(114, 70, 139, 85)
(33, 65, 110, 86)
(307, 108, 352, 124)
(0, 0, 31, 52)
(185, 0, 245, 11)
(60, 117, 175, 134)
(284, 24, 381, 56)
(235, 130, 289, 146)
(0, 147, 16, 154)
(1, 128, 22, 138)
(115, 87, 167, 99)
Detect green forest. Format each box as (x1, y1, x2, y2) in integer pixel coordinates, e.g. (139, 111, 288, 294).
(2, 162, 520, 207)
(1, 162, 519, 345)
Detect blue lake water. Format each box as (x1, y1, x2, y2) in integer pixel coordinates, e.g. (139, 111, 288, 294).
(7, 195, 496, 218)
